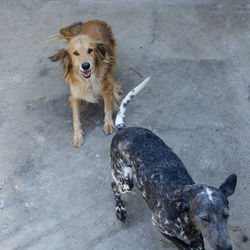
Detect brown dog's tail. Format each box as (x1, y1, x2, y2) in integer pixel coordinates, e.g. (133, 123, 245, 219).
(47, 22, 83, 42)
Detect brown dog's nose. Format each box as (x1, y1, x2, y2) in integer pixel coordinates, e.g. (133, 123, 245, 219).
(82, 62, 90, 70)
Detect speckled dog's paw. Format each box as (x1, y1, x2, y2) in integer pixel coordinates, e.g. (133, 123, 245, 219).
(115, 201, 126, 222)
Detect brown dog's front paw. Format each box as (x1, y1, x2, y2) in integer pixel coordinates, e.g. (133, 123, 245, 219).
(104, 122, 115, 134)
(73, 130, 84, 147)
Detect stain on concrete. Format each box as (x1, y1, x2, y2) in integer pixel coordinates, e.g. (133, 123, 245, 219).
(26, 95, 105, 132)
(242, 235, 249, 242)
(38, 67, 52, 77)
(230, 225, 250, 250)
(0, 112, 4, 127)
(15, 158, 38, 178)
(26, 95, 71, 121)
(151, 9, 159, 44)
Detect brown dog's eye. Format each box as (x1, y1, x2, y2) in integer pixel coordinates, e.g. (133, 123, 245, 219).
(87, 48, 93, 54)
(73, 51, 79, 56)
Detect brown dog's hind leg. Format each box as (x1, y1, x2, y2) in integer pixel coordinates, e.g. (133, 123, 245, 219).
(102, 76, 122, 134)
(70, 96, 84, 147)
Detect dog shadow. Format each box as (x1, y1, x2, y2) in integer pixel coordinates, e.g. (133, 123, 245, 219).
(80, 101, 104, 134)
(26, 95, 107, 134)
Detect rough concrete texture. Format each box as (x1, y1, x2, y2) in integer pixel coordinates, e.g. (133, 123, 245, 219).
(0, 0, 250, 249)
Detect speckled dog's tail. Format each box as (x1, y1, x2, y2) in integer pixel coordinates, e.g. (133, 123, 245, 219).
(115, 76, 151, 131)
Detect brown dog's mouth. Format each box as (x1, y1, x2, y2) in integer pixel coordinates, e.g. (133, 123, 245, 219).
(81, 70, 91, 79)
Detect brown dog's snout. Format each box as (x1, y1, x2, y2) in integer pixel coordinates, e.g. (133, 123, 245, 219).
(82, 62, 90, 70)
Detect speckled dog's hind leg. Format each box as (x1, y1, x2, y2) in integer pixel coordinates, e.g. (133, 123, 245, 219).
(111, 181, 126, 222)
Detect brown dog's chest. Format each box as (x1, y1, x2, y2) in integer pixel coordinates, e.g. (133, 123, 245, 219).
(70, 76, 102, 103)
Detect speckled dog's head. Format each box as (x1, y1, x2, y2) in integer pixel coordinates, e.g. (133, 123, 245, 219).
(168, 174, 237, 250)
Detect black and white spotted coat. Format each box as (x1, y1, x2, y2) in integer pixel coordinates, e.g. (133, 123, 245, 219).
(110, 127, 204, 248)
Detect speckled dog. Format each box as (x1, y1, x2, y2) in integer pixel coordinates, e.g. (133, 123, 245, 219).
(110, 77, 237, 250)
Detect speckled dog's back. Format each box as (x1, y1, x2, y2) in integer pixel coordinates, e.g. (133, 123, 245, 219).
(111, 126, 194, 202)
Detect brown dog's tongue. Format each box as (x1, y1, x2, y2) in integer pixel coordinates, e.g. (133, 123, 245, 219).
(83, 70, 90, 77)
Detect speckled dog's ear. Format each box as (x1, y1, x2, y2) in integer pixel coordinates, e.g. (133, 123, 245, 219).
(219, 174, 237, 198)
(168, 198, 190, 220)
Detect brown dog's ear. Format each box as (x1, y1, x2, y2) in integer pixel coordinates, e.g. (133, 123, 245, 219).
(48, 49, 72, 79)
(63, 52, 72, 79)
(48, 49, 67, 62)
(59, 22, 83, 40)
(96, 43, 106, 59)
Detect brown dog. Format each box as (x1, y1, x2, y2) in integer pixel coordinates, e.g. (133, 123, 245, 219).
(49, 20, 122, 147)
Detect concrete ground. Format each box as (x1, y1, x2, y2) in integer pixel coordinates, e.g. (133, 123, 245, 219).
(0, 0, 250, 249)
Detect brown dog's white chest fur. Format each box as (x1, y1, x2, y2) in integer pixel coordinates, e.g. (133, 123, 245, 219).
(70, 75, 102, 103)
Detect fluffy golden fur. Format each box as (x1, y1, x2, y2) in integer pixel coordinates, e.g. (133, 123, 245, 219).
(49, 20, 122, 147)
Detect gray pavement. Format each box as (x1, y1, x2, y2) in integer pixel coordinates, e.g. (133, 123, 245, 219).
(0, 0, 250, 249)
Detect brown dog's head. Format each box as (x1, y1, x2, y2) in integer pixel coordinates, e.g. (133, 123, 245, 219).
(49, 35, 107, 80)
